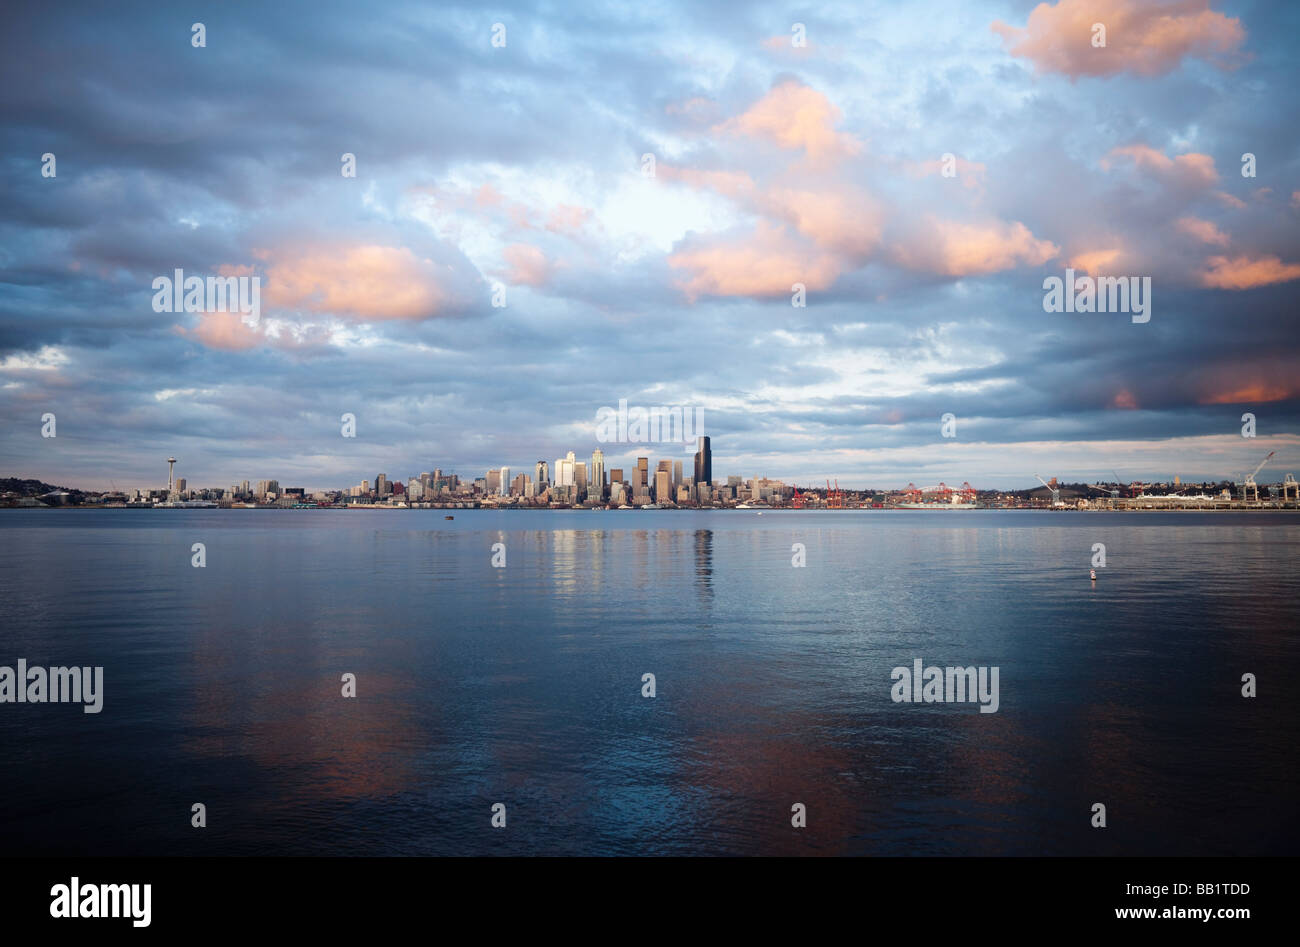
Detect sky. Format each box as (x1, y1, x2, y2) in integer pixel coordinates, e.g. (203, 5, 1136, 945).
(2, 0, 1298, 491)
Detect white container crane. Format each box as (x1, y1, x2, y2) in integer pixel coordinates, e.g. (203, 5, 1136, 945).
(1240, 451, 1275, 502)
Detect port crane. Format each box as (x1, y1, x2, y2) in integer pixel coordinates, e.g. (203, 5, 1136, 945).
(825, 479, 845, 509)
(1240, 451, 1275, 502)
(1034, 474, 1062, 507)
(1087, 481, 1120, 499)
(1085, 482, 1119, 506)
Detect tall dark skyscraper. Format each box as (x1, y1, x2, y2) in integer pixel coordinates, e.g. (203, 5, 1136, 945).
(693, 436, 711, 489)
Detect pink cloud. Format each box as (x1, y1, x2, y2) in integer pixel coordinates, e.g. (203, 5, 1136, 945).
(992, 0, 1246, 78)
(664, 164, 878, 260)
(668, 222, 842, 300)
(1199, 254, 1300, 289)
(1175, 216, 1229, 246)
(1102, 144, 1218, 187)
(264, 245, 452, 320)
(502, 244, 550, 286)
(1069, 247, 1124, 275)
(180, 312, 263, 351)
(474, 184, 504, 207)
(762, 187, 882, 257)
(898, 219, 1060, 276)
(544, 204, 593, 234)
(660, 166, 758, 204)
(715, 80, 861, 162)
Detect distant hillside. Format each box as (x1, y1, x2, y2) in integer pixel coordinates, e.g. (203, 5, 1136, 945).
(0, 477, 76, 497)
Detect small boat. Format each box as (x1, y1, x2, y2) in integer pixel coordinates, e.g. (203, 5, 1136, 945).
(445, 515, 454, 520)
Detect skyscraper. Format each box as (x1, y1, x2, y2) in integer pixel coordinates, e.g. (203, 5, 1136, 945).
(655, 469, 670, 504)
(555, 455, 575, 487)
(535, 460, 549, 486)
(590, 448, 605, 503)
(673, 460, 682, 490)
(693, 436, 711, 492)
(486, 469, 501, 494)
(499, 466, 510, 496)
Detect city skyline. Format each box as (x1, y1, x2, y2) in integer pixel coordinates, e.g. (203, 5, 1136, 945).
(12, 435, 1291, 501)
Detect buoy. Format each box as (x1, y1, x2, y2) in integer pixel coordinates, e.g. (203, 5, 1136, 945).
(1090, 569, 1097, 581)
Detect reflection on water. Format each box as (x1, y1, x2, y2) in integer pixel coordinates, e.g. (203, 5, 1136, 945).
(0, 509, 1297, 856)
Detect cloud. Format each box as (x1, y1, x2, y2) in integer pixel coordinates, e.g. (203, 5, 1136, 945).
(909, 155, 987, 190)
(179, 312, 264, 351)
(0, 345, 70, 372)
(992, 0, 1247, 78)
(668, 222, 842, 300)
(263, 245, 463, 320)
(1102, 144, 1219, 187)
(545, 204, 593, 235)
(762, 187, 883, 257)
(1175, 216, 1229, 246)
(1, 0, 1297, 491)
(896, 219, 1060, 276)
(1199, 254, 1300, 289)
(1069, 248, 1124, 275)
(502, 244, 550, 286)
(715, 80, 862, 162)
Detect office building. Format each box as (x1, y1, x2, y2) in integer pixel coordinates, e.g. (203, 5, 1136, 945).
(693, 436, 711, 493)
(590, 449, 605, 503)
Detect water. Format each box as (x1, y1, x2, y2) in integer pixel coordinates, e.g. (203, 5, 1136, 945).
(1, 509, 1296, 855)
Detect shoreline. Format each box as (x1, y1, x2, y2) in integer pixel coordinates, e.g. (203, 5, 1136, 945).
(5, 505, 1300, 514)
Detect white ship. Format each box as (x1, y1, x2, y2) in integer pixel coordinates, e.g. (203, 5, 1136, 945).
(897, 497, 979, 510)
